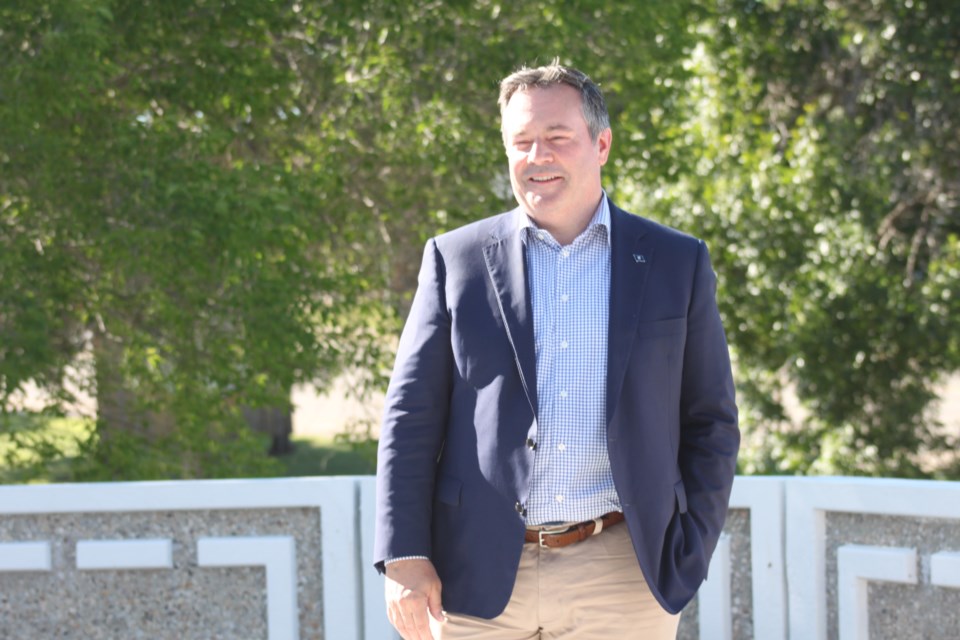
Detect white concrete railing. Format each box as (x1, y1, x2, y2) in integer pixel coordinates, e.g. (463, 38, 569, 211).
(0, 476, 958, 639)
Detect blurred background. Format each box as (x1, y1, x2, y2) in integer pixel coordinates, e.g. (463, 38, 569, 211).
(2, 0, 958, 483)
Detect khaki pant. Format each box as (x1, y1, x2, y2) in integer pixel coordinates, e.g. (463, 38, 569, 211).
(431, 523, 680, 639)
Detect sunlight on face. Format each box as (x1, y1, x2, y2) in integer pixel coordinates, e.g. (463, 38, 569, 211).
(501, 85, 611, 244)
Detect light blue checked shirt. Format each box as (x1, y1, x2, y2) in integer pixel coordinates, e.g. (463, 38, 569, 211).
(520, 195, 622, 525)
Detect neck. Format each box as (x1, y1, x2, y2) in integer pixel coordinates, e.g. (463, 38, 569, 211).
(549, 220, 590, 246)
(532, 193, 603, 246)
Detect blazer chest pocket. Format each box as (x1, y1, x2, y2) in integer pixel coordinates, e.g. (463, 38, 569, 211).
(435, 475, 462, 507)
(635, 317, 687, 370)
(636, 317, 686, 339)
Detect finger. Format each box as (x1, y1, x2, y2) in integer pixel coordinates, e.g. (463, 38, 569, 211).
(388, 603, 413, 640)
(404, 606, 431, 640)
(400, 602, 434, 640)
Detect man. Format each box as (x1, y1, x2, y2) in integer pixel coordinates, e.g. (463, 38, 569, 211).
(374, 62, 739, 639)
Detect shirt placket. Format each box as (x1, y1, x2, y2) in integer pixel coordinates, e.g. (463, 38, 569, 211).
(549, 243, 574, 515)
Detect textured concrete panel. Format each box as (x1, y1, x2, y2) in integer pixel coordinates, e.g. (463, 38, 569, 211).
(0, 508, 323, 640)
(825, 513, 960, 640)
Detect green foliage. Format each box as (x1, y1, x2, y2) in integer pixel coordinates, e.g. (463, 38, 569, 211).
(0, 413, 93, 483)
(1, 0, 394, 479)
(0, 413, 371, 482)
(1, 0, 957, 480)
(280, 434, 376, 477)
(628, 0, 960, 476)
(76, 408, 282, 481)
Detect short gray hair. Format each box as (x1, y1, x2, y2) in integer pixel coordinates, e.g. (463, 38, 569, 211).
(498, 60, 611, 141)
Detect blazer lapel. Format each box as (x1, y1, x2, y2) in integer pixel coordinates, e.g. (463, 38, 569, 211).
(607, 203, 654, 425)
(483, 212, 539, 419)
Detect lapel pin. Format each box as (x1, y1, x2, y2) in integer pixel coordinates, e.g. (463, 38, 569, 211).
(633, 253, 646, 264)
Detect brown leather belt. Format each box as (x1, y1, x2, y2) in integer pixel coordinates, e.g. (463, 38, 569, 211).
(524, 512, 625, 549)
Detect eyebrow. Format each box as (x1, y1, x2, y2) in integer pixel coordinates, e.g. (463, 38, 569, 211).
(510, 123, 575, 138)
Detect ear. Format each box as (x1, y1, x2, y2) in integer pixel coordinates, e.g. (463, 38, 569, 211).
(597, 128, 612, 166)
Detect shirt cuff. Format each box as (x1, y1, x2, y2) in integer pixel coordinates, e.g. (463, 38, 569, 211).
(384, 555, 430, 565)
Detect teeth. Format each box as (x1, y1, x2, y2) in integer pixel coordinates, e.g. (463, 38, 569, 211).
(531, 176, 558, 182)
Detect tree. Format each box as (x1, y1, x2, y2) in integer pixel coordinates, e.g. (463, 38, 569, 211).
(1, 0, 392, 479)
(1, 0, 702, 479)
(626, 0, 960, 476)
(3, 0, 956, 481)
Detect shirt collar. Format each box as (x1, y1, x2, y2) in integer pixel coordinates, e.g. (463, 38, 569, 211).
(518, 191, 611, 246)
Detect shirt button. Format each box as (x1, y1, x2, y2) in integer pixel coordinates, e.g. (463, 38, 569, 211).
(560, 293, 569, 302)
(560, 340, 568, 349)
(561, 249, 570, 258)
(558, 443, 566, 451)
(555, 495, 564, 502)
(559, 390, 568, 399)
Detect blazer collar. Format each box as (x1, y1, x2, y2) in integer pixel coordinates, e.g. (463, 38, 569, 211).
(606, 201, 655, 425)
(482, 198, 657, 426)
(483, 210, 538, 419)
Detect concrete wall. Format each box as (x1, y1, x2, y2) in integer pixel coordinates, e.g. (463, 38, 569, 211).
(1, 476, 958, 639)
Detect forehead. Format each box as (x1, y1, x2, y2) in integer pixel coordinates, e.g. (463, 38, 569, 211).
(501, 85, 586, 135)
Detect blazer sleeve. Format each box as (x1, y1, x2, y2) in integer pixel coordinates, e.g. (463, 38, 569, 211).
(373, 238, 453, 572)
(675, 240, 740, 573)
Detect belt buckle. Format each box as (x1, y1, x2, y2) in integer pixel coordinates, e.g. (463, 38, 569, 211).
(538, 529, 550, 549)
(536, 524, 572, 549)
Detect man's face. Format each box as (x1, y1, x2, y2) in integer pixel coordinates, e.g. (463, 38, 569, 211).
(501, 84, 611, 234)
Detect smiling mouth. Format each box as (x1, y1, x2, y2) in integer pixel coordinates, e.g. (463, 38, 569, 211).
(529, 175, 561, 183)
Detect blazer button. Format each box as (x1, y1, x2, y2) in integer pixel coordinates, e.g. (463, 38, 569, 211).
(515, 502, 526, 516)
(526, 438, 537, 450)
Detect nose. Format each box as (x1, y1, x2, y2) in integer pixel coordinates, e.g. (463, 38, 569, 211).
(527, 139, 552, 164)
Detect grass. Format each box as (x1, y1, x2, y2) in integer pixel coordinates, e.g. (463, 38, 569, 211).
(0, 412, 376, 482)
(0, 414, 94, 483)
(275, 434, 376, 477)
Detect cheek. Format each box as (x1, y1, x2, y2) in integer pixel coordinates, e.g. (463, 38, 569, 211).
(508, 159, 526, 181)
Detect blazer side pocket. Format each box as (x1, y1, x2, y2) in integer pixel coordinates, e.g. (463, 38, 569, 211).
(674, 480, 689, 514)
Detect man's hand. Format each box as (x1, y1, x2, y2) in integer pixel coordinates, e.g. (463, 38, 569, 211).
(384, 558, 445, 640)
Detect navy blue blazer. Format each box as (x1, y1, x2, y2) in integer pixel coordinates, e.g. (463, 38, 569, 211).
(374, 199, 739, 616)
